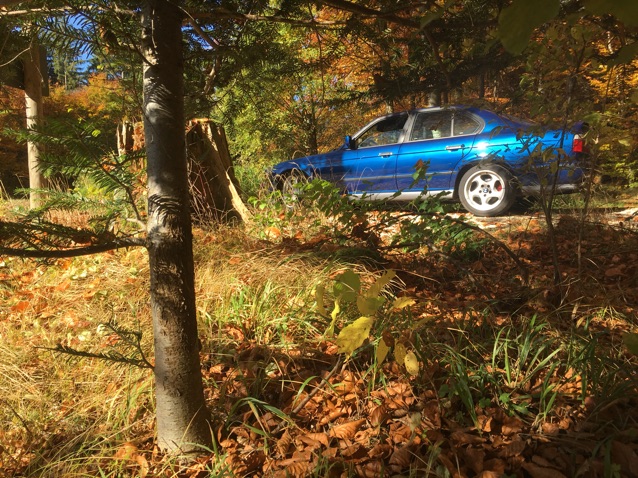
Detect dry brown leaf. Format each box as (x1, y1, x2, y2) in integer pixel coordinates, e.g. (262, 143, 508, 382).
(482, 458, 507, 474)
(368, 443, 393, 459)
(436, 451, 458, 475)
(340, 443, 368, 460)
(501, 415, 524, 435)
(277, 449, 313, 467)
(476, 471, 502, 478)
(114, 442, 138, 460)
(328, 418, 366, 440)
(450, 430, 485, 445)
(369, 404, 389, 427)
(389, 445, 414, 468)
(541, 421, 560, 435)
(463, 446, 485, 474)
(355, 460, 384, 478)
(135, 454, 149, 478)
(318, 408, 347, 425)
(499, 439, 526, 458)
(522, 462, 567, 478)
(276, 430, 293, 457)
(611, 440, 638, 477)
(304, 432, 329, 447)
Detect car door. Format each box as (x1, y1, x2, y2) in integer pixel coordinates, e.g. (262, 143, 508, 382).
(397, 110, 480, 195)
(347, 113, 408, 197)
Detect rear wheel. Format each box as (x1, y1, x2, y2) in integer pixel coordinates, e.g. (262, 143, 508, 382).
(458, 165, 516, 216)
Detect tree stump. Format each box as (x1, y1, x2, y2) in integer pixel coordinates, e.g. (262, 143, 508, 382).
(186, 119, 251, 224)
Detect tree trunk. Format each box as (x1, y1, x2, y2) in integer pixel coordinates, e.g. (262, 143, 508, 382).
(24, 40, 45, 209)
(141, 0, 211, 454)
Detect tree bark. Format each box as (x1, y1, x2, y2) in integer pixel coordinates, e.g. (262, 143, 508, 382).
(141, 0, 211, 454)
(24, 39, 46, 209)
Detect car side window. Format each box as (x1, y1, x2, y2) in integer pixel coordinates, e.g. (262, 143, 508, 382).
(409, 111, 453, 141)
(453, 113, 481, 136)
(357, 114, 408, 148)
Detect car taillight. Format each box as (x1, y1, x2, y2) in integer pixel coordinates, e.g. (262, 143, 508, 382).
(573, 134, 585, 153)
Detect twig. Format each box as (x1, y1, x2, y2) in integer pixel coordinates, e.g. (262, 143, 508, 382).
(0, 237, 146, 258)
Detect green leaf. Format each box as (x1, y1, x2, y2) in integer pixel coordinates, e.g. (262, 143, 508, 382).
(498, 0, 560, 54)
(585, 0, 638, 27)
(404, 351, 420, 375)
(336, 316, 374, 356)
(376, 335, 390, 367)
(333, 269, 360, 303)
(623, 332, 638, 355)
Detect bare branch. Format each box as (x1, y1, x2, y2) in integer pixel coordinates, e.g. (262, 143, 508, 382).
(0, 237, 146, 258)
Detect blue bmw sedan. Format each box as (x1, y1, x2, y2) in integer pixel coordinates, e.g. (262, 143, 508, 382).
(271, 106, 587, 216)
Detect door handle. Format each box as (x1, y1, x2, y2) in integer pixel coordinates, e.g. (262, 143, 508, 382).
(378, 152, 393, 157)
(445, 145, 465, 151)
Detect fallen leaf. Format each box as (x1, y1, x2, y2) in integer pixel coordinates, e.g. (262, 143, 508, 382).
(369, 404, 388, 427)
(114, 442, 138, 460)
(301, 432, 329, 448)
(522, 462, 567, 478)
(328, 419, 366, 440)
(10, 301, 30, 313)
(55, 279, 72, 291)
(389, 445, 414, 468)
(605, 267, 623, 277)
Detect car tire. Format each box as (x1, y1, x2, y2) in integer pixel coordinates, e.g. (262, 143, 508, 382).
(278, 169, 306, 207)
(458, 164, 516, 217)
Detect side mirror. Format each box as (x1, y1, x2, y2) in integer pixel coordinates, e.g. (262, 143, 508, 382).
(345, 135, 356, 150)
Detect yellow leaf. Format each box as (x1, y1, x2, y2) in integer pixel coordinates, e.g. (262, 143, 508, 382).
(376, 335, 390, 367)
(336, 316, 374, 356)
(392, 297, 415, 310)
(326, 299, 340, 337)
(315, 284, 328, 317)
(394, 343, 407, 366)
(357, 294, 385, 315)
(368, 270, 396, 298)
(404, 351, 420, 375)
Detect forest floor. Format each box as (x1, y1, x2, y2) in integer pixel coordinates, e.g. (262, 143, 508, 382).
(1, 190, 638, 477)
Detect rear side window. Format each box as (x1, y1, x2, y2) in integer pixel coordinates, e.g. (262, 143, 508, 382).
(453, 113, 481, 136)
(410, 111, 453, 141)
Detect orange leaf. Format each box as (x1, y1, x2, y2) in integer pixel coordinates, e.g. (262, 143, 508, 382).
(11, 301, 30, 313)
(114, 442, 138, 460)
(56, 279, 72, 291)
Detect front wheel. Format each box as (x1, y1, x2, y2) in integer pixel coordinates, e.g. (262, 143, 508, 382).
(458, 165, 516, 216)
(277, 169, 307, 207)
